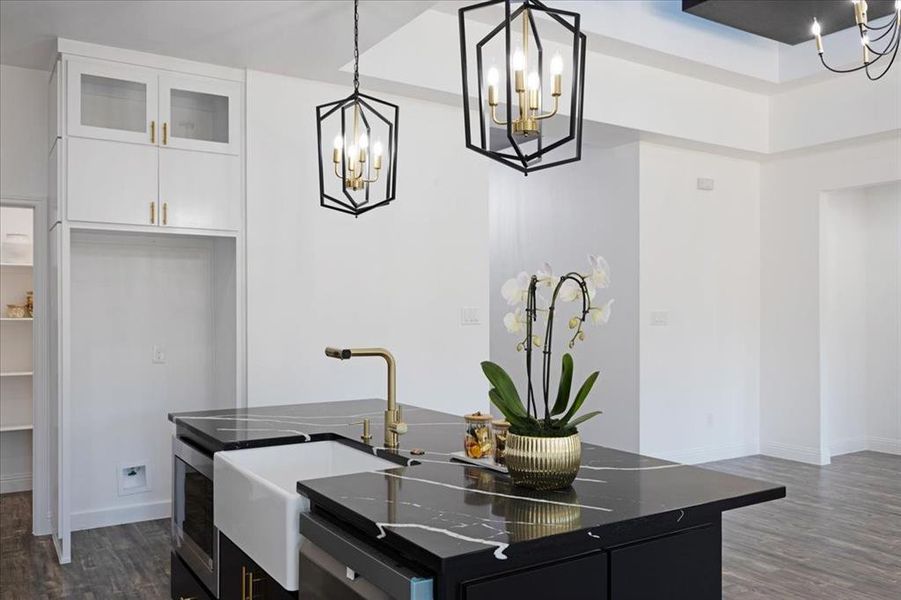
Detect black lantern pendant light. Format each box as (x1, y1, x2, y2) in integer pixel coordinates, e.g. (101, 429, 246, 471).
(459, 0, 586, 175)
(316, 0, 399, 216)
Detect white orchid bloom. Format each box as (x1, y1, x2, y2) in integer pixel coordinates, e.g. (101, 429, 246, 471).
(503, 306, 527, 333)
(501, 271, 531, 306)
(589, 298, 614, 325)
(536, 262, 557, 287)
(588, 255, 611, 289)
(558, 278, 581, 302)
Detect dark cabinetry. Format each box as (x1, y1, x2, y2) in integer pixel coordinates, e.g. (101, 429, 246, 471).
(219, 533, 295, 600)
(608, 523, 721, 600)
(171, 552, 213, 600)
(463, 552, 608, 600)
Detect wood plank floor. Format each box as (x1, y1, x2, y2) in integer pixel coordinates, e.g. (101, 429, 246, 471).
(0, 451, 898, 599)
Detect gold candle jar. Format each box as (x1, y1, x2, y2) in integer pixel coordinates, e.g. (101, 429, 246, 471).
(491, 420, 511, 466)
(463, 412, 494, 459)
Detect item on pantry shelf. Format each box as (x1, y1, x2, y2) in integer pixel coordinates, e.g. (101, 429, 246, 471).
(463, 412, 494, 459)
(492, 419, 511, 466)
(25, 291, 33, 317)
(1, 233, 31, 264)
(5, 304, 27, 318)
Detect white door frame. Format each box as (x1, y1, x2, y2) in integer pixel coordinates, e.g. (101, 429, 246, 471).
(0, 195, 49, 536)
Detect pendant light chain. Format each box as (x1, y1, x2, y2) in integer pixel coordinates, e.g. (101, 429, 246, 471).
(353, 0, 360, 94)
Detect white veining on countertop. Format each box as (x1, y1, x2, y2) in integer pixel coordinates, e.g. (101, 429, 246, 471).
(176, 414, 360, 428)
(580, 463, 684, 471)
(374, 471, 613, 512)
(374, 522, 510, 560)
(215, 427, 311, 441)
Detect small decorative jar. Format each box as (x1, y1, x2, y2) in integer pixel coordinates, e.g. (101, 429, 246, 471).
(491, 420, 511, 466)
(6, 304, 27, 319)
(463, 412, 494, 459)
(25, 291, 34, 317)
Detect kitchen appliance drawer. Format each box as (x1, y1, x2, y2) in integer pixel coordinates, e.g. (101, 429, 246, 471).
(299, 513, 434, 600)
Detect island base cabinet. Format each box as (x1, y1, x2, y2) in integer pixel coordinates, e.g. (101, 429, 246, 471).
(171, 552, 213, 600)
(219, 533, 295, 600)
(609, 522, 721, 600)
(463, 552, 608, 600)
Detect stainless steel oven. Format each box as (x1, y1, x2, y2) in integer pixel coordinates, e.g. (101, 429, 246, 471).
(173, 436, 219, 597)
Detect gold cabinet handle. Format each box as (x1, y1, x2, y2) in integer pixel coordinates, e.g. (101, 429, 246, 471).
(163, 202, 168, 225)
(150, 201, 156, 224)
(241, 565, 262, 600)
(150, 120, 156, 144)
(162, 122, 168, 145)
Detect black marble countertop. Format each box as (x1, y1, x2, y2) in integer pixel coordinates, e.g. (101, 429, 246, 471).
(170, 400, 785, 574)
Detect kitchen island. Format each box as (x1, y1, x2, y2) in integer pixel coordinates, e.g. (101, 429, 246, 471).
(170, 399, 785, 599)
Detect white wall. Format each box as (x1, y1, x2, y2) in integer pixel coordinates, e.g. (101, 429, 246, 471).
(0, 65, 47, 198)
(820, 182, 901, 457)
(865, 183, 901, 454)
(488, 142, 640, 452)
(69, 233, 230, 529)
(820, 188, 870, 456)
(638, 142, 760, 464)
(760, 136, 901, 464)
(245, 71, 490, 415)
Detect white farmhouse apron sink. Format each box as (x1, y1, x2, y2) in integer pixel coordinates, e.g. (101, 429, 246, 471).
(214, 440, 398, 591)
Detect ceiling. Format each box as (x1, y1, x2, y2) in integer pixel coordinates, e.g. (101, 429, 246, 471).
(0, 0, 435, 82)
(683, 0, 899, 45)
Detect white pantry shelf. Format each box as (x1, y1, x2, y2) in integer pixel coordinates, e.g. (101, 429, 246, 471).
(0, 262, 33, 268)
(0, 423, 34, 433)
(0, 317, 33, 322)
(0, 371, 33, 377)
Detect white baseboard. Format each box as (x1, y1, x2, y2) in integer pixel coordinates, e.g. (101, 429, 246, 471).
(829, 436, 869, 457)
(70, 499, 171, 531)
(868, 436, 901, 455)
(0, 472, 32, 494)
(647, 441, 759, 465)
(761, 440, 829, 465)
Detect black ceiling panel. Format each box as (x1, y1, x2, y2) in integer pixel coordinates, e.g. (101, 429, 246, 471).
(683, 1, 898, 45)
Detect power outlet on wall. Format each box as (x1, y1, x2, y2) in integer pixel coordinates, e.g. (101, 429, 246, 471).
(118, 462, 150, 496)
(152, 344, 166, 364)
(460, 307, 481, 326)
(650, 310, 670, 327)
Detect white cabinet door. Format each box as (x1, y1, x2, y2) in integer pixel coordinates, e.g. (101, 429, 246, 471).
(67, 59, 158, 146)
(159, 75, 241, 155)
(67, 138, 159, 227)
(159, 148, 240, 231)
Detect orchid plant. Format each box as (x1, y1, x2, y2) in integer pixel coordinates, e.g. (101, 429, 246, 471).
(481, 256, 614, 438)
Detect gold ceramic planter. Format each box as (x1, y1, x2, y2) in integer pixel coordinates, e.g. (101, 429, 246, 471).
(505, 432, 582, 490)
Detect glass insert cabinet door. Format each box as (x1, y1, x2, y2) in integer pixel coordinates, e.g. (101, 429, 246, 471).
(159, 75, 241, 155)
(67, 59, 158, 145)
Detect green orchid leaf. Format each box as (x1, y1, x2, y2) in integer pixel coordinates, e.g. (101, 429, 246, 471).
(488, 389, 532, 429)
(567, 410, 603, 430)
(551, 353, 574, 416)
(559, 371, 599, 426)
(480, 361, 528, 418)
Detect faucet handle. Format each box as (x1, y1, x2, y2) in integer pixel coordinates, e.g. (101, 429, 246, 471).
(350, 418, 373, 443)
(390, 421, 408, 435)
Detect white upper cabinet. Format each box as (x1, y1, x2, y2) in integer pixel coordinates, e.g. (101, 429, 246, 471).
(67, 59, 158, 146)
(159, 75, 241, 155)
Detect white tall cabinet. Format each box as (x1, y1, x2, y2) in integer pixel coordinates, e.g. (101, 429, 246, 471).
(47, 40, 246, 563)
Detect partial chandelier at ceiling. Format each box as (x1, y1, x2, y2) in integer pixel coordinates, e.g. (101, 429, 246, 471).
(316, 0, 399, 216)
(811, 0, 900, 81)
(458, 0, 587, 175)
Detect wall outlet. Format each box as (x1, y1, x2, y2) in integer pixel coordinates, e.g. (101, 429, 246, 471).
(650, 310, 669, 327)
(118, 462, 150, 496)
(460, 307, 481, 326)
(152, 345, 166, 364)
(697, 177, 715, 191)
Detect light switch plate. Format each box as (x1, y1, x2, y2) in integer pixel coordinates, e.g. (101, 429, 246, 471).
(650, 310, 669, 326)
(697, 177, 715, 191)
(152, 345, 166, 364)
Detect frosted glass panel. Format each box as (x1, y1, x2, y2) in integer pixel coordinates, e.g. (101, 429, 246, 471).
(170, 89, 229, 144)
(80, 74, 147, 132)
